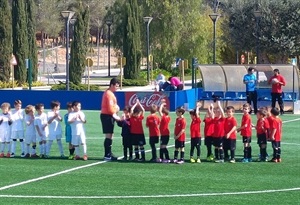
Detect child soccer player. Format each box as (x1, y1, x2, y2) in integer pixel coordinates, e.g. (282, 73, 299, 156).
(203, 104, 214, 161)
(269, 107, 282, 163)
(237, 103, 253, 163)
(224, 106, 237, 163)
(189, 102, 202, 163)
(68, 101, 88, 161)
(0, 103, 12, 158)
(24, 105, 38, 158)
(146, 104, 161, 162)
(158, 100, 171, 163)
(47, 101, 64, 158)
(130, 99, 146, 162)
(173, 106, 186, 164)
(34, 103, 48, 158)
(116, 106, 133, 161)
(64, 102, 74, 160)
(254, 109, 269, 162)
(211, 101, 226, 163)
(10, 100, 25, 158)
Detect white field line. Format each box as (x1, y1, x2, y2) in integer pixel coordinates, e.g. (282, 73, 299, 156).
(0, 187, 299, 199)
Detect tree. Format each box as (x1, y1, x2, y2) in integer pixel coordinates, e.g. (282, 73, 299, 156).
(26, 0, 38, 82)
(12, 0, 28, 84)
(69, 1, 90, 85)
(0, 0, 13, 82)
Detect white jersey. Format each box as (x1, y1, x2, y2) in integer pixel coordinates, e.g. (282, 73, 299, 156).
(34, 113, 48, 137)
(10, 109, 25, 131)
(47, 111, 62, 137)
(68, 111, 86, 136)
(25, 114, 35, 136)
(0, 113, 12, 142)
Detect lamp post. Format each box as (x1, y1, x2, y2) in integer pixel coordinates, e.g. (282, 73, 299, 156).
(143, 16, 153, 83)
(61, 10, 75, 91)
(254, 10, 262, 64)
(209, 13, 220, 64)
(106, 19, 112, 77)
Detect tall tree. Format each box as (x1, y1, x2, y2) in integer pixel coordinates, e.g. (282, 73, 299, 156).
(69, 1, 90, 85)
(12, 0, 28, 84)
(0, 0, 13, 82)
(26, 0, 38, 82)
(122, 0, 142, 79)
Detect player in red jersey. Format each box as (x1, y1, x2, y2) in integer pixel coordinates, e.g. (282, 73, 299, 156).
(158, 100, 171, 163)
(224, 106, 237, 163)
(211, 101, 226, 163)
(203, 104, 214, 161)
(269, 107, 283, 162)
(237, 103, 252, 163)
(130, 99, 146, 161)
(268, 69, 286, 115)
(173, 106, 186, 164)
(189, 102, 202, 163)
(146, 104, 161, 162)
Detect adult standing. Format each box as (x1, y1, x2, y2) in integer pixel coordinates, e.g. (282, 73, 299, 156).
(100, 78, 121, 160)
(243, 67, 258, 114)
(155, 72, 165, 91)
(268, 69, 286, 115)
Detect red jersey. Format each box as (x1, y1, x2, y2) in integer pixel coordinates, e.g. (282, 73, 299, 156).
(130, 115, 144, 134)
(174, 117, 186, 142)
(190, 117, 201, 138)
(256, 118, 269, 135)
(160, 114, 171, 136)
(204, 117, 214, 137)
(269, 116, 282, 142)
(268, 75, 286, 93)
(240, 114, 252, 137)
(224, 116, 237, 139)
(213, 117, 225, 138)
(146, 114, 160, 137)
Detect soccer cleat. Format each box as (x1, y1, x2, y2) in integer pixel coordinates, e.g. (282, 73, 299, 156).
(248, 158, 253, 162)
(176, 160, 184, 164)
(149, 158, 157, 163)
(156, 158, 162, 163)
(31, 153, 39, 158)
(138, 158, 146, 162)
(44, 155, 50, 159)
(20, 153, 25, 158)
(190, 158, 196, 163)
(277, 158, 281, 163)
(215, 159, 224, 163)
(74, 155, 80, 160)
(83, 155, 88, 161)
(6, 153, 11, 158)
(163, 159, 171, 163)
(196, 158, 201, 163)
(39, 154, 44, 159)
(172, 159, 178, 163)
(230, 159, 236, 163)
(242, 158, 249, 163)
(271, 158, 278, 163)
(0, 153, 4, 158)
(209, 154, 214, 161)
(10, 153, 15, 158)
(68, 155, 74, 160)
(60, 154, 65, 159)
(24, 153, 30, 158)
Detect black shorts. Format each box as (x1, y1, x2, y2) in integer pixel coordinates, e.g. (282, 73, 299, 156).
(149, 136, 159, 145)
(175, 140, 185, 149)
(160, 135, 170, 145)
(224, 138, 236, 150)
(131, 134, 146, 146)
(272, 141, 281, 149)
(100, 114, 115, 134)
(242, 136, 251, 144)
(122, 135, 132, 147)
(257, 133, 267, 145)
(213, 137, 223, 147)
(191, 137, 201, 147)
(204, 136, 213, 146)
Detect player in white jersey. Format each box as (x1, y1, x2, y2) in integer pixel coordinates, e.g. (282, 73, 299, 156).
(24, 105, 38, 158)
(10, 100, 25, 158)
(34, 103, 48, 158)
(0, 103, 12, 158)
(47, 101, 64, 158)
(68, 101, 88, 161)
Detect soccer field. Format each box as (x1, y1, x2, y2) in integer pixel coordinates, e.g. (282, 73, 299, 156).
(0, 110, 299, 205)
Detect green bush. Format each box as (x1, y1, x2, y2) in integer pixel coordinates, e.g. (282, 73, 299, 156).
(120, 78, 148, 86)
(51, 82, 102, 91)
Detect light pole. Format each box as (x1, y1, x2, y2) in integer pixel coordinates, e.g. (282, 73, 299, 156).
(254, 10, 262, 64)
(61, 10, 75, 91)
(209, 13, 220, 64)
(143, 16, 153, 83)
(106, 19, 112, 77)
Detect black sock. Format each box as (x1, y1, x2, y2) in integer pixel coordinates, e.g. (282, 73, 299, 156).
(180, 151, 185, 160)
(219, 149, 224, 160)
(248, 146, 252, 158)
(196, 145, 200, 158)
(104, 138, 112, 157)
(123, 146, 127, 159)
(129, 146, 133, 158)
(244, 147, 248, 159)
(165, 148, 170, 160)
(174, 150, 179, 159)
(230, 149, 235, 159)
(134, 147, 139, 159)
(207, 145, 212, 157)
(190, 146, 195, 158)
(150, 143, 156, 159)
(159, 148, 164, 159)
(277, 147, 281, 159)
(140, 147, 145, 160)
(70, 148, 75, 155)
(214, 148, 219, 159)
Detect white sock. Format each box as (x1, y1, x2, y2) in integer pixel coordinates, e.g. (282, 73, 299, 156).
(39, 143, 43, 154)
(26, 144, 30, 154)
(11, 140, 16, 154)
(0, 143, 5, 153)
(75, 146, 80, 156)
(47, 140, 53, 155)
(20, 140, 25, 153)
(57, 140, 64, 155)
(82, 144, 87, 155)
(32, 145, 36, 155)
(43, 143, 46, 155)
(7, 143, 11, 153)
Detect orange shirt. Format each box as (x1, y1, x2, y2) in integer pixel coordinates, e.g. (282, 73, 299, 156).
(224, 116, 237, 139)
(204, 117, 214, 137)
(146, 114, 160, 137)
(256, 118, 269, 135)
(174, 117, 186, 142)
(101, 89, 118, 115)
(160, 114, 171, 136)
(190, 117, 201, 138)
(213, 117, 225, 138)
(240, 114, 252, 137)
(269, 116, 282, 142)
(130, 115, 144, 134)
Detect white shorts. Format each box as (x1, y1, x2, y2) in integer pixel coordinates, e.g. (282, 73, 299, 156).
(25, 134, 37, 144)
(71, 133, 86, 146)
(0, 131, 11, 143)
(48, 134, 62, 141)
(37, 134, 47, 142)
(11, 130, 24, 139)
